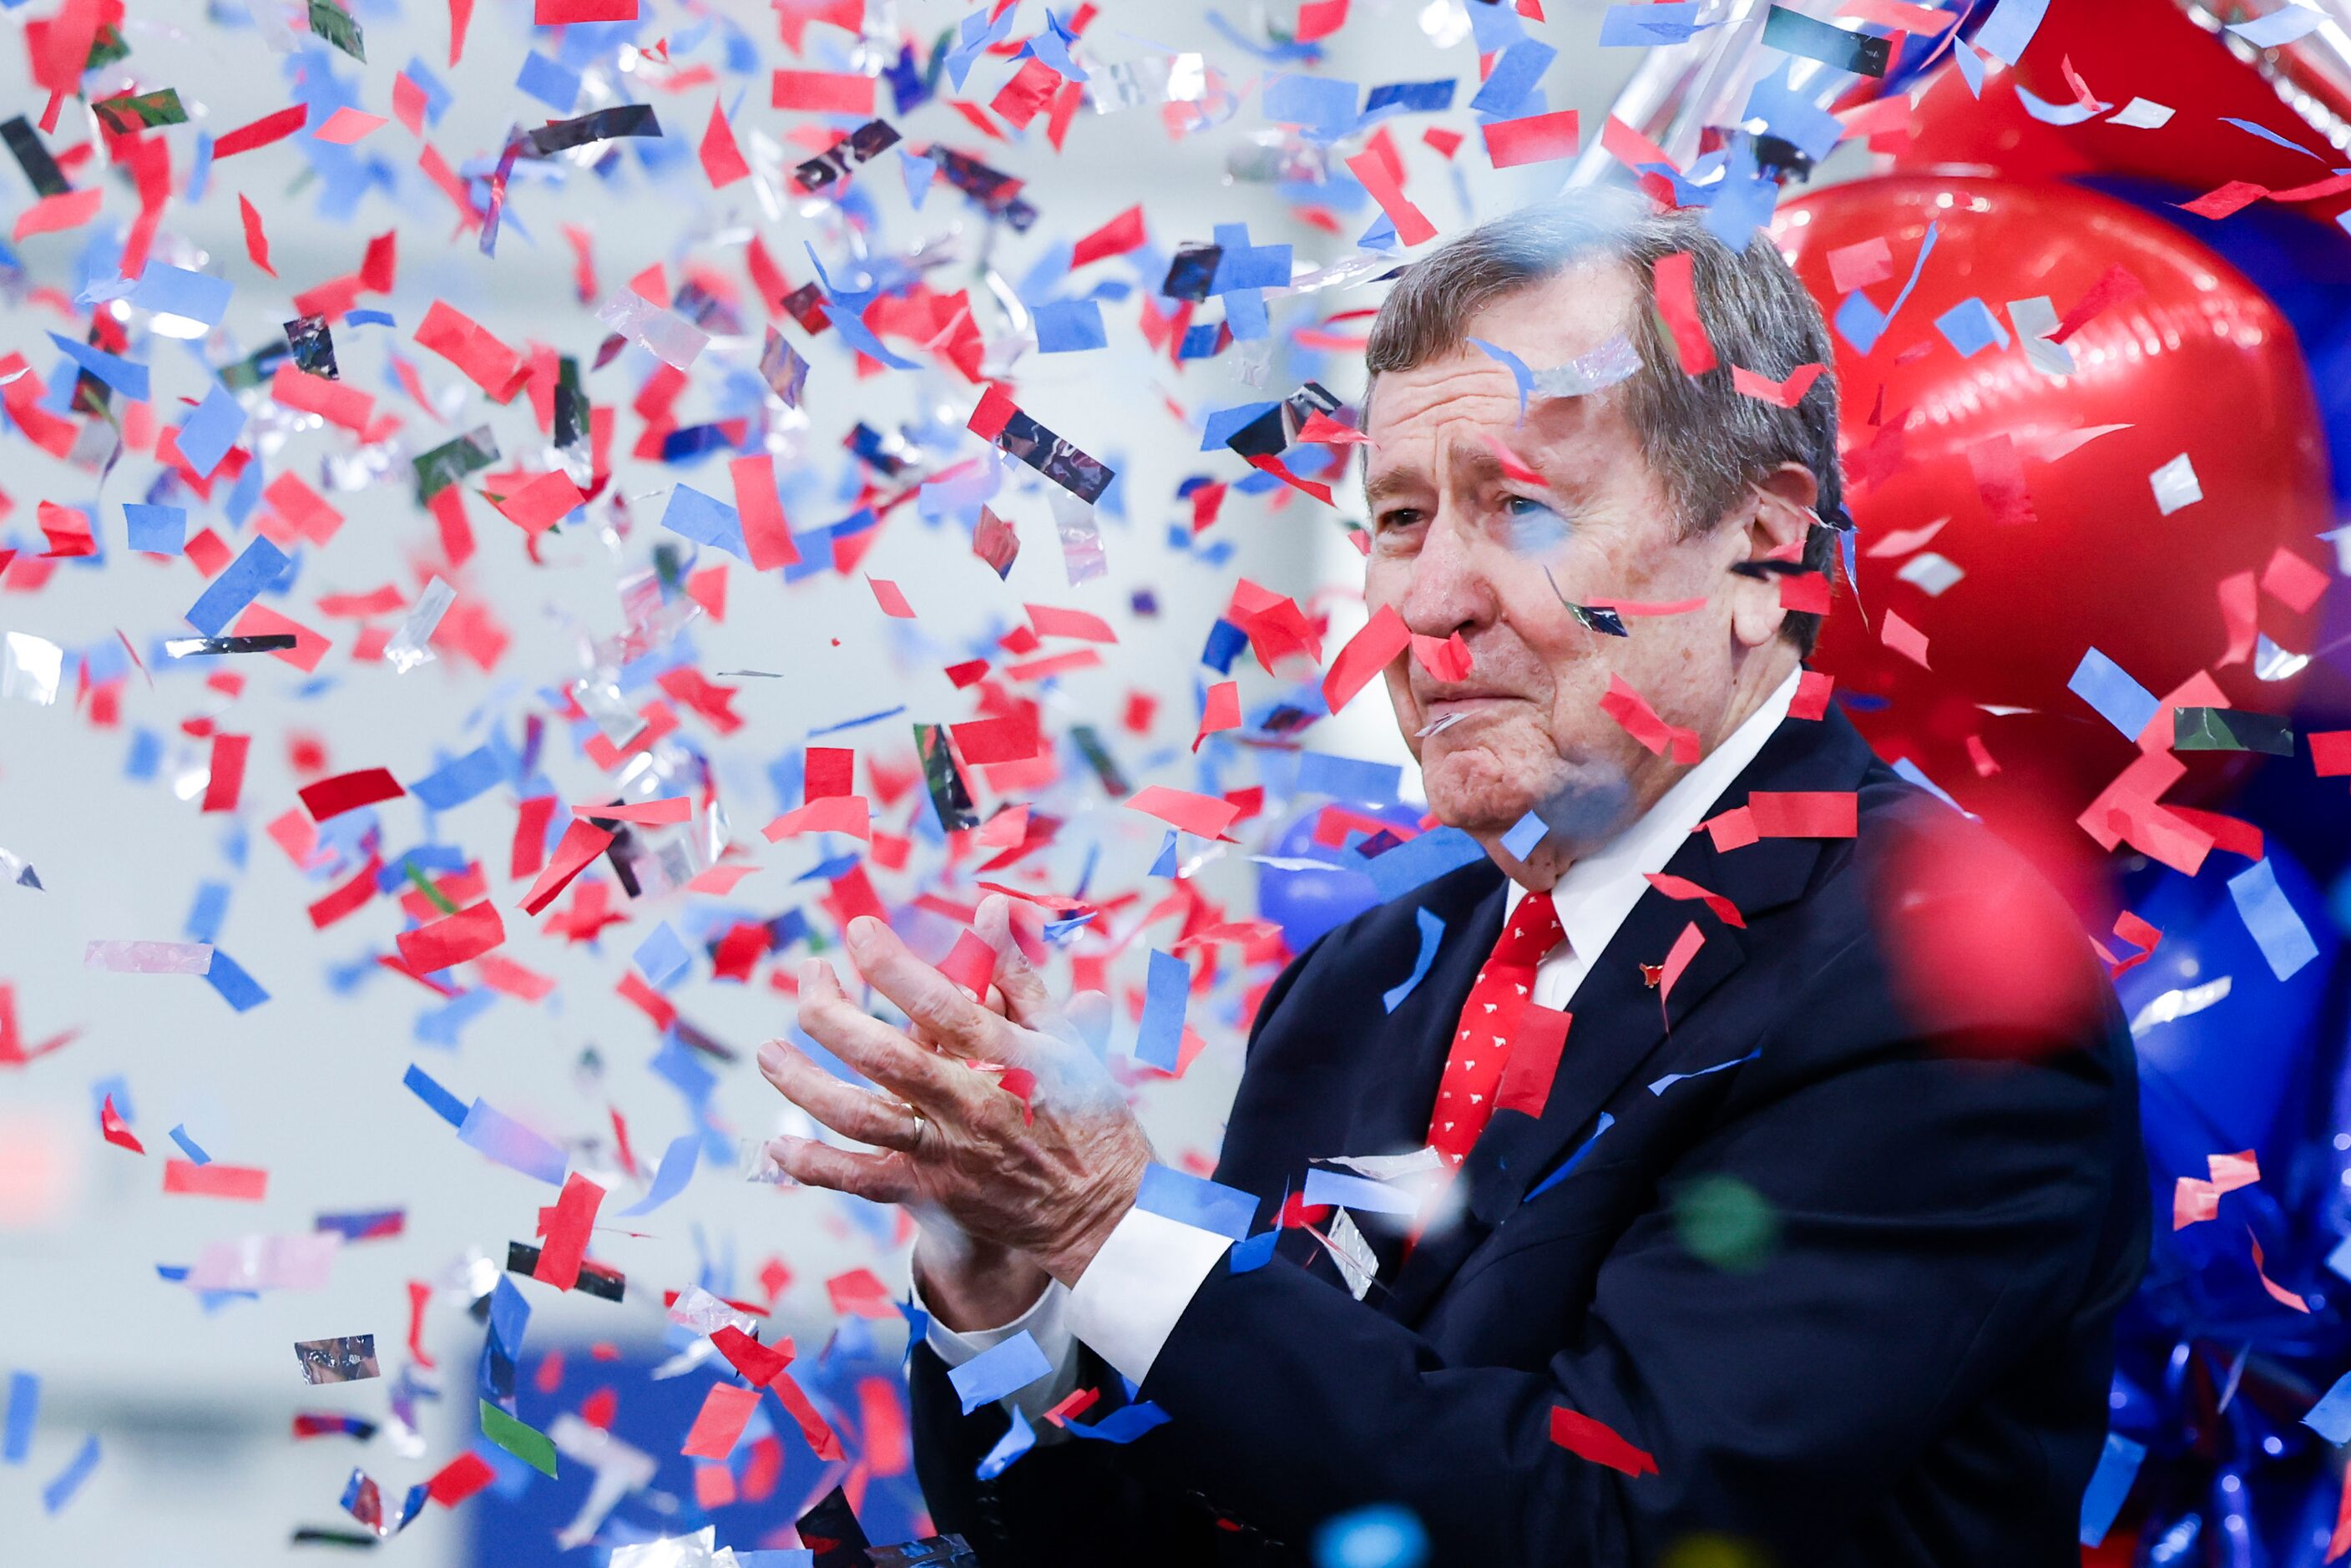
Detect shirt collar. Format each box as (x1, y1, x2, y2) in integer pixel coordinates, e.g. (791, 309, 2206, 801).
(1504, 664, 1806, 943)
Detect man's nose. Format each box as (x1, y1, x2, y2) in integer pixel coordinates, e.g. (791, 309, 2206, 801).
(1398, 513, 1494, 643)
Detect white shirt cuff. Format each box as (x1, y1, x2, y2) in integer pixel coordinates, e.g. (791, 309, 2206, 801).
(1067, 1204, 1234, 1387)
(909, 1254, 1084, 1424)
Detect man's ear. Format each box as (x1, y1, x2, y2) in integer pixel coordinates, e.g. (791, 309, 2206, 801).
(1727, 463, 1821, 650)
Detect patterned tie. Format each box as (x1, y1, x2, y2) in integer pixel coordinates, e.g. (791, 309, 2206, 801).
(1426, 890, 1564, 1166)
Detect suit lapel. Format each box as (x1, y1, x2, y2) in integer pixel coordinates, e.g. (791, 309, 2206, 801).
(1378, 701, 1878, 1324)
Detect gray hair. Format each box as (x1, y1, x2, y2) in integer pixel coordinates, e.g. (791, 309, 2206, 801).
(1363, 190, 1842, 655)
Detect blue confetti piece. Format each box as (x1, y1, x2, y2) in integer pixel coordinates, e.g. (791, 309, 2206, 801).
(2077, 1430, 2145, 1546)
(1525, 1112, 1615, 1204)
(1033, 298, 1106, 353)
(409, 746, 503, 812)
(1135, 1162, 1256, 1241)
(416, 989, 496, 1047)
(47, 331, 149, 401)
(41, 1434, 99, 1514)
(2066, 648, 2158, 740)
(1975, 0, 2050, 65)
(124, 503, 185, 554)
(1296, 751, 1402, 803)
(977, 1403, 1034, 1478)
(659, 483, 750, 562)
(1302, 1167, 1417, 1216)
(948, 1331, 1054, 1414)
(1502, 811, 1548, 861)
(185, 535, 292, 638)
(1149, 829, 1179, 878)
(1363, 824, 1488, 902)
(2305, 1368, 2351, 1443)
(1933, 297, 2011, 358)
(1742, 63, 1843, 164)
(1135, 949, 1189, 1070)
(1201, 400, 1280, 452)
(185, 880, 230, 944)
(1465, 337, 1534, 422)
(634, 923, 693, 989)
(488, 1274, 530, 1359)
(1201, 618, 1248, 673)
(403, 1063, 470, 1129)
(515, 52, 583, 113)
(4, 1371, 37, 1464)
(1061, 1400, 1170, 1443)
(129, 263, 232, 328)
(1225, 287, 1270, 341)
(1648, 1046, 1762, 1095)
(1469, 38, 1555, 119)
(1229, 1228, 1281, 1273)
(1383, 906, 1445, 1014)
(458, 1100, 569, 1186)
(1358, 78, 1454, 126)
(615, 1134, 699, 1217)
(1600, 2, 1708, 45)
(1834, 291, 1889, 355)
(1262, 73, 1360, 141)
(222, 451, 265, 527)
(2228, 857, 2320, 981)
(346, 308, 397, 328)
(168, 1125, 212, 1164)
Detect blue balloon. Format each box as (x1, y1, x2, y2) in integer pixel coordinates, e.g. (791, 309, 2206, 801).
(1255, 802, 1427, 953)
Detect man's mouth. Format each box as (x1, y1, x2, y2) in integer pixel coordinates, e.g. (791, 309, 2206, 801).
(1414, 691, 1519, 737)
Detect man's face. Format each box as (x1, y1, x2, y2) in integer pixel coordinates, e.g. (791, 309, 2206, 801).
(1363, 263, 1758, 850)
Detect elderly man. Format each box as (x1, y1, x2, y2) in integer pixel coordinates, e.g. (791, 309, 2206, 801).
(756, 194, 2148, 1566)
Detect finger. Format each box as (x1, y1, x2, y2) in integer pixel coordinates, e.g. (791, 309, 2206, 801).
(846, 915, 1007, 1056)
(765, 1134, 918, 1204)
(797, 959, 993, 1117)
(757, 1038, 922, 1152)
(974, 896, 1056, 1029)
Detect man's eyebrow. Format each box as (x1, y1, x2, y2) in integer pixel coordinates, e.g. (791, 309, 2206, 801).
(1363, 468, 1425, 505)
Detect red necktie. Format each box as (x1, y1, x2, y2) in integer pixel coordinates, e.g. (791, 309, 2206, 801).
(1426, 891, 1564, 1166)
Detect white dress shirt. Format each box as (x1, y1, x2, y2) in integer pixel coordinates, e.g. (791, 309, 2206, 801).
(918, 667, 1805, 1399)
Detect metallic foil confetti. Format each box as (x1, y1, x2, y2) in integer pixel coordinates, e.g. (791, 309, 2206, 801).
(163, 635, 300, 656)
(2, 114, 70, 194)
(915, 722, 981, 831)
(284, 314, 338, 378)
(90, 89, 186, 134)
(412, 426, 498, 501)
(1530, 334, 1642, 400)
(1, 632, 63, 705)
(384, 579, 456, 675)
(306, 0, 364, 62)
(757, 326, 811, 407)
(1049, 487, 1108, 584)
(292, 1335, 381, 1384)
(84, 940, 214, 974)
(526, 104, 662, 157)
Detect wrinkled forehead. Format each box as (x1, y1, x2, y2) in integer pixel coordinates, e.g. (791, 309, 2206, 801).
(1363, 258, 1643, 439)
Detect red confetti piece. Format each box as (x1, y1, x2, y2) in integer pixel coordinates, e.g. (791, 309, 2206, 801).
(301, 767, 406, 822)
(700, 96, 749, 188)
(1827, 237, 1893, 292)
(164, 1159, 268, 1200)
(762, 795, 871, 842)
(99, 1093, 144, 1154)
(2260, 546, 2328, 615)
(493, 470, 587, 535)
(571, 797, 691, 825)
(213, 104, 308, 160)
(1494, 1004, 1571, 1116)
(2311, 731, 2351, 777)
(1651, 251, 1716, 376)
(2249, 1229, 2308, 1313)
(1481, 109, 1580, 169)
(1549, 1406, 1658, 1475)
(1194, 681, 1241, 752)
(771, 69, 875, 114)
(771, 1368, 843, 1460)
(1878, 606, 1931, 669)
(236, 193, 277, 276)
(397, 902, 506, 972)
(1748, 791, 1858, 837)
(951, 712, 1041, 765)
(1657, 920, 1705, 1017)
(1410, 631, 1473, 681)
(533, 1172, 605, 1291)
(1295, 0, 1349, 41)
(447, 0, 473, 66)
(416, 301, 524, 397)
(680, 1381, 761, 1458)
(868, 576, 915, 618)
(1964, 433, 2037, 529)
(426, 1450, 494, 1506)
(1729, 362, 1825, 407)
(1643, 873, 1747, 928)
(309, 854, 385, 928)
(2049, 265, 2145, 344)
(1789, 669, 1833, 720)
(1070, 205, 1145, 269)
(1322, 604, 1410, 713)
(730, 453, 801, 569)
(518, 822, 616, 915)
(1343, 144, 1436, 245)
(2172, 1176, 2217, 1230)
(1126, 784, 1241, 840)
(710, 1325, 792, 1386)
(535, 0, 637, 19)
(1599, 674, 1699, 764)
(311, 108, 386, 145)
(202, 733, 250, 813)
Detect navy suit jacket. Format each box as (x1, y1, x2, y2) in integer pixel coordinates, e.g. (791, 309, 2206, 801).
(910, 700, 2149, 1566)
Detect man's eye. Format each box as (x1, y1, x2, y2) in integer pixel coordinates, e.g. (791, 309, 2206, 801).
(1375, 508, 1423, 533)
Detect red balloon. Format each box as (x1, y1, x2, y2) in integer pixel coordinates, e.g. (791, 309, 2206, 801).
(1898, 0, 2351, 228)
(1773, 176, 2331, 885)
